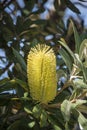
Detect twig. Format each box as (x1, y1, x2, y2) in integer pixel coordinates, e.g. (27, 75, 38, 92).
(8, 112, 27, 122)
(3, 0, 13, 9)
(42, 103, 61, 109)
(70, 99, 77, 103)
(1, 62, 12, 74)
(77, 90, 87, 99)
(56, 81, 71, 96)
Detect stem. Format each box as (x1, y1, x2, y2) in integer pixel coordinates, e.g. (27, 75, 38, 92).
(8, 112, 27, 122)
(42, 103, 61, 109)
(19, 30, 30, 37)
(11, 98, 20, 101)
(77, 90, 87, 99)
(57, 81, 71, 96)
(3, 0, 13, 9)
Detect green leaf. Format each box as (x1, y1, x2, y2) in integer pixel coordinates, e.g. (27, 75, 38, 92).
(66, 0, 80, 14)
(2, 27, 13, 41)
(7, 119, 29, 130)
(77, 105, 87, 114)
(0, 78, 10, 87)
(24, 92, 28, 98)
(59, 39, 75, 59)
(48, 114, 63, 130)
(4, 12, 15, 31)
(40, 110, 48, 127)
(16, 17, 24, 34)
(53, 125, 62, 130)
(70, 64, 81, 79)
(61, 100, 74, 122)
(24, 107, 32, 114)
(7, 120, 20, 130)
(78, 112, 87, 129)
(71, 20, 81, 53)
(23, 18, 32, 30)
(79, 39, 87, 60)
(28, 121, 35, 128)
(25, 0, 35, 11)
(82, 67, 87, 83)
(12, 48, 27, 71)
(61, 99, 87, 125)
(74, 54, 87, 82)
(59, 48, 73, 71)
(73, 79, 87, 89)
(79, 0, 87, 2)
(0, 80, 17, 93)
(61, 99, 87, 129)
(32, 104, 42, 118)
(14, 63, 26, 78)
(54, 90, 70, 103)
(74, 99, 87, 108)
(0, 93, 11, 106)
(14, 78, 28, 91)
(65, 122, 69, 130)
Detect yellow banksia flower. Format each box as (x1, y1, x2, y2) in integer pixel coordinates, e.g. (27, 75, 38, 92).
(27, 44, 57, 104)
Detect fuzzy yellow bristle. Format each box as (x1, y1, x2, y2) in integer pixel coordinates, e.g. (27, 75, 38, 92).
(27, 44, 57, 103)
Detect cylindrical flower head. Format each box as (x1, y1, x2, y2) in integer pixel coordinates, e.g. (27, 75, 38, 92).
(27, 44, 57, 103)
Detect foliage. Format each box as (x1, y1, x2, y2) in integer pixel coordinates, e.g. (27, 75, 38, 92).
(0, 0, 87, 130)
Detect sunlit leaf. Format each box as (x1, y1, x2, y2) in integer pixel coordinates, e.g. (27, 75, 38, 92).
(74, 99, 87, 108)
(74, 54, 87, 82)
(28, 121, 35, 128)
(53, 124, 62, 130)
(61, 100, 73, 122)
(77, 105, 87, 114)
(78, 112, 87, 129)
(40, 110, 48, 127)
(32, 104, 42, 118)
(24, 107, 32, 114)
(73, 79, 87, 89)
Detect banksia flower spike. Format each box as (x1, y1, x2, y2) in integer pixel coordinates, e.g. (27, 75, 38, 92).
(27, 44, 57, 104)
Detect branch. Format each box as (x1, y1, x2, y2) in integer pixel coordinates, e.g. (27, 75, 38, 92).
(56, 81, 71, 96)
(8, 112, 27, 122)
(1, 62, 12, 74)
(3, 0, 13, 9)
